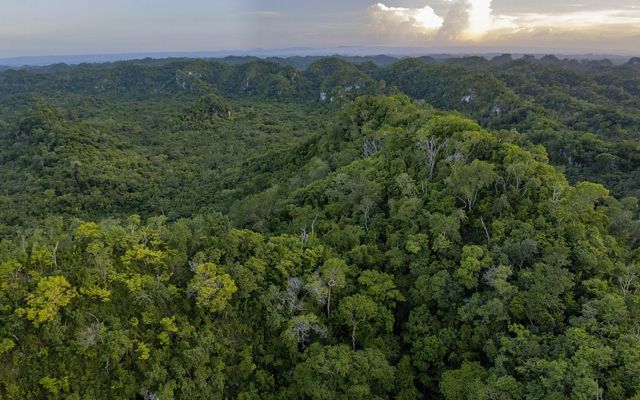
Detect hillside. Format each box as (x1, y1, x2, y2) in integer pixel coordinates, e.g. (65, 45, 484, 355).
(0, 57, 639, 399)
(2, 55, 640, 201)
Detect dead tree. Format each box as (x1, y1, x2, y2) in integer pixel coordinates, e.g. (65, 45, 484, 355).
(417, 137, 448, 179)
(362, 138, 379, 157)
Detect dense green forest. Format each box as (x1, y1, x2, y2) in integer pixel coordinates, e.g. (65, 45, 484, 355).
(1, 56, 639, 399)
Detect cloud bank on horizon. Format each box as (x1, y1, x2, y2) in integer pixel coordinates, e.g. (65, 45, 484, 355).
(1, 0, 639, 58)
(369, 0, 640, 50)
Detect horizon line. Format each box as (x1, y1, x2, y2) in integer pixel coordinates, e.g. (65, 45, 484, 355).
(1, 46, 638, 68)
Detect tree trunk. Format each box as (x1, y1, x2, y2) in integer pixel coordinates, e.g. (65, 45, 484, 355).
(351, 322, 357, 350)
(326, 287, 331, 317)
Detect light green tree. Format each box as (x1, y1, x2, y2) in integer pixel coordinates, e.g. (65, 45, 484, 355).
(19, 275, 76, 326)
(188, 262, 237, 313)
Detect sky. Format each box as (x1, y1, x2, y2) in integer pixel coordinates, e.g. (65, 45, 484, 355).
(1, 0, 639, 58)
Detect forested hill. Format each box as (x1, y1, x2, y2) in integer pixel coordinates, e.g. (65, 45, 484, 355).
(1, 57, 640, 399)
(2, 55, 640, 202)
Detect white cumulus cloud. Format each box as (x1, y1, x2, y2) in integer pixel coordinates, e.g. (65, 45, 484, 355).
(370, 3, 444, 37)
(369, 0, 640, 44)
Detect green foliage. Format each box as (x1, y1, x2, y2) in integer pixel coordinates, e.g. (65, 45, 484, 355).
(288, 343, 395, 399)
(446, 159, 497, 210)
(188, 262, 237, 313)
(1, 57, 640, 398)
(18, 275, 76, 326)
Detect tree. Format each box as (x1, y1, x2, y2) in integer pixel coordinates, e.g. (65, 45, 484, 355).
(288, 343, 395, 399)
(522, 263, 574, 327)
(417, 133, 448, 180)
(338, 294, 377, 350)
(455, 245, 491, 290)
(284, 314, 326, 350)
(446, 160, 496, 211)
(441, 362, 521, 400)
(320, 258, 347, 317)
(19, 275, 76, 326)
(187, 262, 237, 313)
(440, 362, 488, 400)
(357, 269, 404, 308)
(615, 262, 639, 299)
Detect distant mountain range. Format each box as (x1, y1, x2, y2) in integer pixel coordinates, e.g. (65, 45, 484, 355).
(0, 46, 636, 67)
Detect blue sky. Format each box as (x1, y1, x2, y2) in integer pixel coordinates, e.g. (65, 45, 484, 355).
(1, 0, 639, 57)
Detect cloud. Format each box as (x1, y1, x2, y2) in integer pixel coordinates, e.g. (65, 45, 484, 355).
(370, 0, 513, 41)
(438, 0, 509, 40)
(370, 3, 443, 38)
(369, 0, 640, 44)
(511, 9, 640, 30)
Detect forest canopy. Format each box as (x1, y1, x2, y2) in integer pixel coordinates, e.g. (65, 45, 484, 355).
(0, 56, 639, 399)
